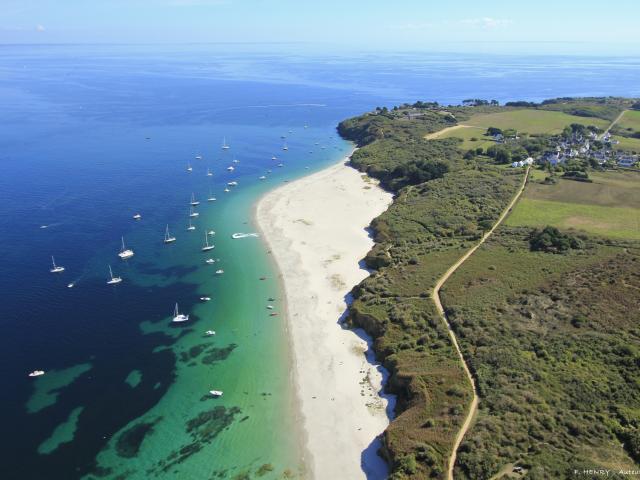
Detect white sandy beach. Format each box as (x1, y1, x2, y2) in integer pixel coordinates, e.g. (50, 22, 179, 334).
(256, 157, 394, 480)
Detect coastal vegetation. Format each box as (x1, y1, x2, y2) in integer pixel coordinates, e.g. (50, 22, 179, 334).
(339, 97, 640, 478)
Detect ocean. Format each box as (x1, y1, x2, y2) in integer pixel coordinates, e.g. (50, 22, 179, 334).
(1, 44, 639, 479)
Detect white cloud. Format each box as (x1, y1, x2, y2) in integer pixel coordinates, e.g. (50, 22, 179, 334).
(460, 17, 512, 29)
(36, 24, 45, 32)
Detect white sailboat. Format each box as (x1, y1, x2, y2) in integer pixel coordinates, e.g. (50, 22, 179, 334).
(221, 137, 230, 150)
(190, 193, 200, 206)
(118, 237, 134, 259)
(226, 166, 234, 172)
(133, 213, 142, 220)
(187, 218, 196, 231)
(271, 155, 277, 161)
(207, 168, 213, 177)
(186, 162, 193, 172)
(202, 234, 214, 251)
(107, 265, 122, 285)
(50, 256, 65, 273)
(189, 206, 199, 218)
(282, 142, 288, 151)
(207, 189, 216, 202)
(164, 225, 176, 243)
(29, 370, 45, 377)
(172, 303, 189, 323)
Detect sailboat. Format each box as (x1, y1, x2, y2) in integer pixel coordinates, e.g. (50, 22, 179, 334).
(190, 193, 200, 206)
(207, 168, 213, 177)
(187, 219, 195, 231)
(207, 189, 216, 202)
(50, 256, 65, 273)
(189, 206, 199, 218)
(164, 225, 176, 243)
(202, 234, 214, 251)
(107, 265, 122, 285)
(172, 303, 189, 323)
(186, 162, 193, 172)
(118, 236, 134, 259)
(282, 142, 288, 151)
(221, 137, 230, 150)
(226, 165, 234, 172)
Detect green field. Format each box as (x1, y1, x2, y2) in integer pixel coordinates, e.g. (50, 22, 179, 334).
(433, 109, 611, 149)
(618, 109, 640, 131)
(506, 171, 640, 239)
(505, 197, 639, 239)
(463, 109, 610, 133)
(428, 125, 494, 150)
(613, 135, 640, 152)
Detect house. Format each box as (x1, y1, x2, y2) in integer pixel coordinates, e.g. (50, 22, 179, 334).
(524, 157, 534, 165)
(617, 155, 638, 168)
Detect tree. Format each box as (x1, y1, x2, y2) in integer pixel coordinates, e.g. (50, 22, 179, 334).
(495, 149, 512, 164)
(529, 226, 583, 253)
(486, 127, 503, 136)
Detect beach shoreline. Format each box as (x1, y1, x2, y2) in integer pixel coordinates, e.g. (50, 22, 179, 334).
(255, 154, 394, 480)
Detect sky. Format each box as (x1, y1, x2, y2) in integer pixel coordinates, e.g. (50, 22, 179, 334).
(2, 0, 640, 55)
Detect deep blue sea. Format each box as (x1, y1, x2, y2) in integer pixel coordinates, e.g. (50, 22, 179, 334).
(1, 44, 639, 479)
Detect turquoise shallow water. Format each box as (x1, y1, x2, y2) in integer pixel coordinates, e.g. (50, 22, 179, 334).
(2, 45, 640, 479)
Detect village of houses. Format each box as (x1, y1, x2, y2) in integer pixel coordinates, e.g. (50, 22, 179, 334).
(502, 129, 639, 169)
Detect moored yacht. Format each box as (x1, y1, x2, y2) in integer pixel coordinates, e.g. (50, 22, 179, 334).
(187, 219, 195, 231)
(133, 213, 142, 220)
(221, 137, 230, 150)
(190, 193, 200, 206)
(209, 390, 223, 397)
(107, 265, 123, 285)
(202, 234, 214, 251)
(28, 370, 45, 377)
(50, 256, 65, 273)
(172, 303, 189, 323)
(164, 225, 177, 243)
(118, 237, 134, 259)
(189, 206, 199, 218)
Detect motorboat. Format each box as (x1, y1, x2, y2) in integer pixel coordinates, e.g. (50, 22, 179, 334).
(28, 370, 45, 377)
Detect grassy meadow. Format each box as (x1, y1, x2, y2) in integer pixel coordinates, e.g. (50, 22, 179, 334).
(462, 109, 610, 134)
(505, 171, 640, 240)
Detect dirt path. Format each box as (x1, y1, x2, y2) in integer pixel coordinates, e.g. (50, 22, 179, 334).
(424, 124, 475, 140)
(599, 109, 627, 140)
(432, 167, 530, 480)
